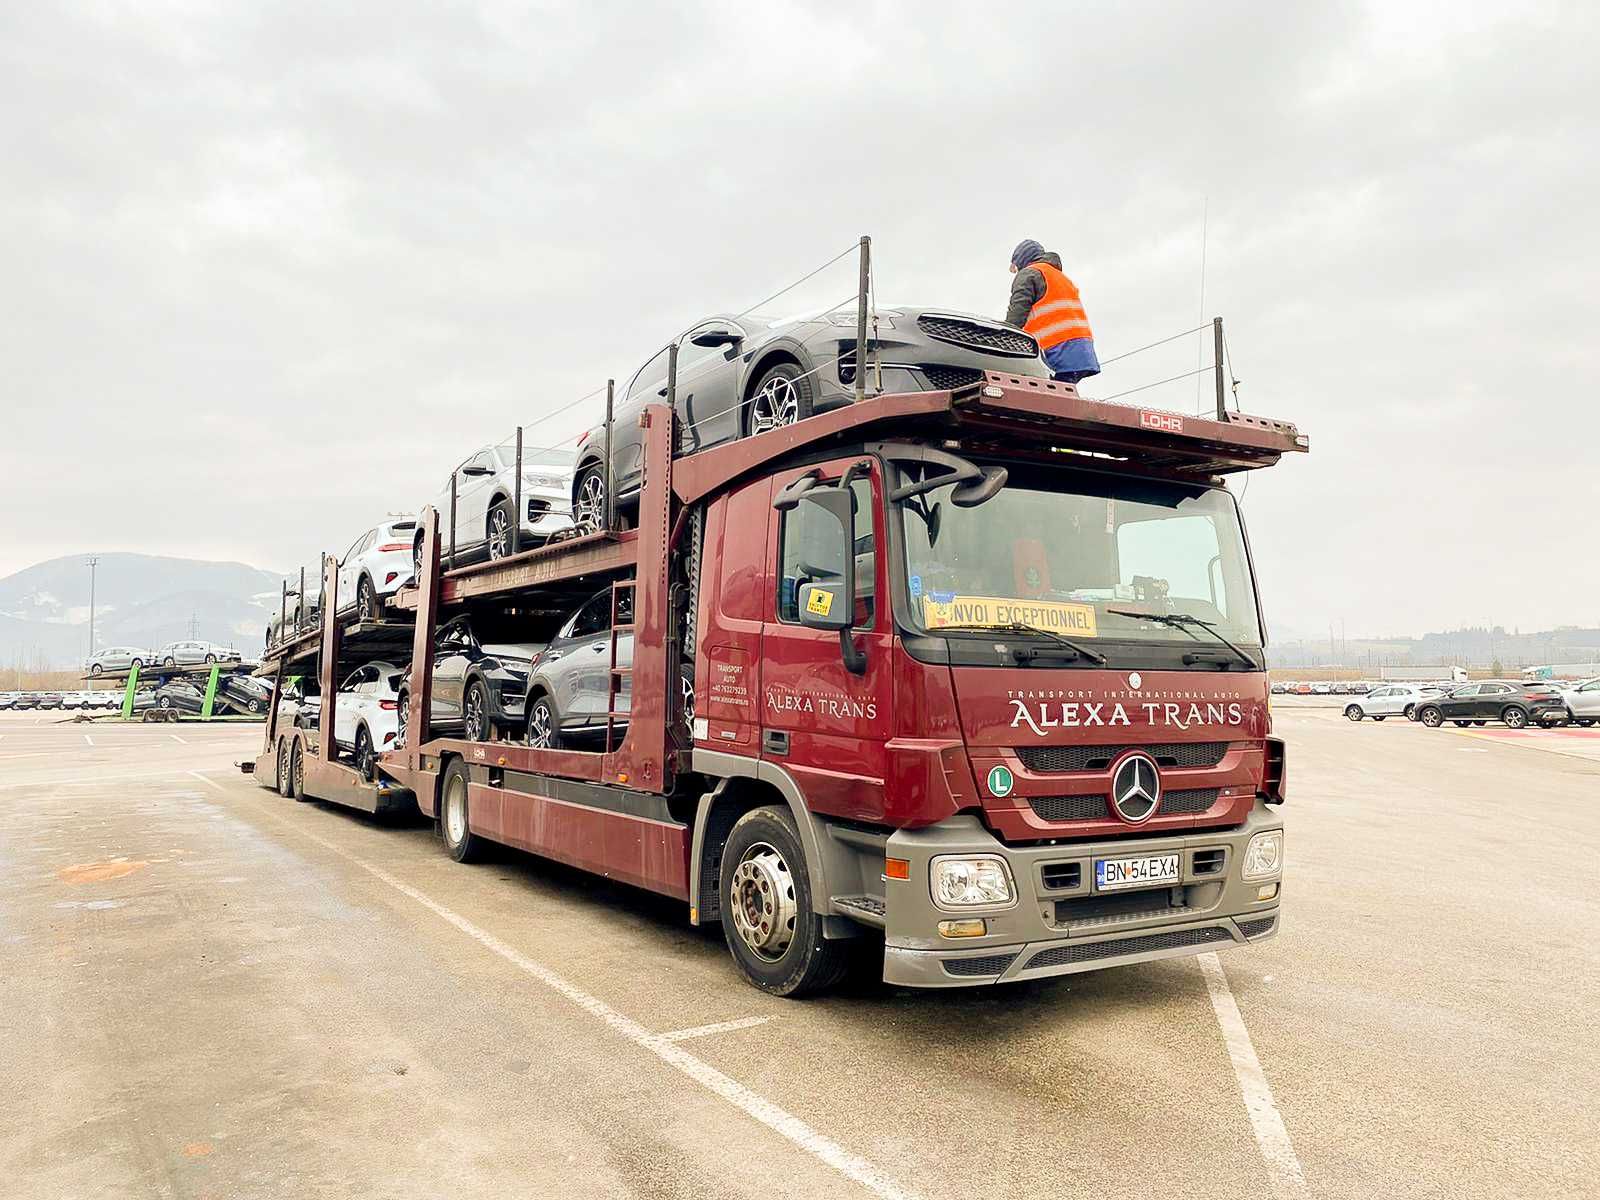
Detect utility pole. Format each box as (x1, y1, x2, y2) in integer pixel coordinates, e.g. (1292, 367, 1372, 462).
(86, 556, 99, 691)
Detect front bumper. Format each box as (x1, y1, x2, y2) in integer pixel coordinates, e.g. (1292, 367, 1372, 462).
(879, 802, 1283, 987)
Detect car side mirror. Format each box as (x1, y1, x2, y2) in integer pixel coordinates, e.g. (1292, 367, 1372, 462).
(689, 326, 743, 348)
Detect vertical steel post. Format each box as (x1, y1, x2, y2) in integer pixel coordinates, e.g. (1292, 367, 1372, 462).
(512, 426, 523, 556)
(603, 379, 616, 533)
(278, 581, 287, 649)
(1213, 317, 1227, 421)
(298, 567, 306, 633)
(86, 556, 98, 688)
(855, 235, 871, 403)
(449, 473, 458, 566)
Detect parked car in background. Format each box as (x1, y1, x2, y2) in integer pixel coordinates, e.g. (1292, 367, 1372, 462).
(335, 519, 418, 622)
(1309, 681, 1332, 695)
(569, 307, 1051, 530)
(397, 614, 543, 745)
(85, 646, 151, 675)
(1293, 682, 1313, 695)
(0, 693, 14, 710)
(1414, 681, 1567, 729)
(1270, 681, 1289, 694)
(156, 640, 242, 666)
(418, 445, 576, 571)
(1559, 677, 1600, 726)
(1346, 684, 1441, 722)
(332, 661, 406, 778)
(34, 693, 63, 710)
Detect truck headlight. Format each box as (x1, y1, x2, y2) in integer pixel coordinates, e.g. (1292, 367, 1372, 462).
(1242, 831, 1284, 880)
(931, 855, 1015, 908)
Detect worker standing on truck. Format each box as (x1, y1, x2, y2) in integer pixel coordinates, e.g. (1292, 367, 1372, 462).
(1004, 239, 1100, 385)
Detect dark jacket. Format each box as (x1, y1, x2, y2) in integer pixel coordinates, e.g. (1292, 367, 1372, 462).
(1004, 251, 1063, 328)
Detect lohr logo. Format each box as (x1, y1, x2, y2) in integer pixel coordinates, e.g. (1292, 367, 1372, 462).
(1139, 411, 1184, 434)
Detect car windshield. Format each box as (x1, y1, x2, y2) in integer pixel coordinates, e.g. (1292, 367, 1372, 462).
(895, 462, 1263, 652)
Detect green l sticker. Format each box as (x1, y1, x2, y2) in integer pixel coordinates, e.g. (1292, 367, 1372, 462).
(987, 764, 1014, 798)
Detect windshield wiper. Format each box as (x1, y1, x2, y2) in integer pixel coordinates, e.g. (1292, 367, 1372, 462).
(933, 621, 1107, 666)
(1105, 609, 1258, 670)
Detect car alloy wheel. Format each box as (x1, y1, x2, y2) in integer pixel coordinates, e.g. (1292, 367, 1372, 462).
(1420, 706, 1442, 727)
(574, 469, 607, 534)
(1503, 706, 1528, 729)
(164, 657, 175, 666)
(729, 840, 798, 963)
(355, 726, 373, 781)
(357, 577, 377, 622)
(465, 683, 488, 742)
(1344, 705, 1362, 721)
(205, 654, 216, 664)
(90, 663, 103, 676)
(526, 696, 557, 749)
(397, 692, 409, 745)
(487, 505, 512, 560)
(748, 373, 800, 435)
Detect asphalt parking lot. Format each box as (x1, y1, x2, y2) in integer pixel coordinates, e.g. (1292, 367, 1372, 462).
(2, 706, 1596, 1200)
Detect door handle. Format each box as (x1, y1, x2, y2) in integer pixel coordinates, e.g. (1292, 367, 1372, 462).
(762, 729, 789, 755)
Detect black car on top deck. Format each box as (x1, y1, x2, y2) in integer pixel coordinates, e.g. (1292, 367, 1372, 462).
(569, 306, 1050, 530)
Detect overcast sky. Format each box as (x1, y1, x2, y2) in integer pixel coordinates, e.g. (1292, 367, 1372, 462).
(3, 1, 1596, 638)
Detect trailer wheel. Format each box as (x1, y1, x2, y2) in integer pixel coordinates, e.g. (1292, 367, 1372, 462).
(276, 738, 292, 796)
(439, 759, 481, 863)
(718, 806, 847, 997)
(290, 739, 308, 802)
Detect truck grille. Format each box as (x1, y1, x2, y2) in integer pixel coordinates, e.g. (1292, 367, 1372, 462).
(920, 363, 985, 391)
(1016, 742, 1229, 773)
(917, 315, 1038, 357)
(941, 953, 1018, 978)
(1027, 787, 1217, 823)
(1025, 925, 1232, 970)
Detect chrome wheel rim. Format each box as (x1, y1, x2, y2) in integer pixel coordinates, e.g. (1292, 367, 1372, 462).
(359, 581, 375, 620)
(466, 688, 485, 741)
(749, 376, 799, 435)
(527, 701, 553, 748)
(397, 694, 409, 744)
(444, 775, 467, 846)
(488, 509, 510, 559)
(575, 472, 606, 532)
(1505, 708, 1526, 728)
(729, 841, 797, 962)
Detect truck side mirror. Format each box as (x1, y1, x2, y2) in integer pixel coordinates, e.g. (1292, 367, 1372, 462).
(793, 489, 867, 673)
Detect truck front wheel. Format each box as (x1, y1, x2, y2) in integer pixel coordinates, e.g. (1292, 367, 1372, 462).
(718, 806, 847, 997)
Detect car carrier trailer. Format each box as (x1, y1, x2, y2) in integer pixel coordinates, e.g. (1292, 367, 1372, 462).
(252, 370, 1306, 995)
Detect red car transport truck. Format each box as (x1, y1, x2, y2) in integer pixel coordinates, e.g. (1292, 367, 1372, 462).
(253, 371, 1306, 995)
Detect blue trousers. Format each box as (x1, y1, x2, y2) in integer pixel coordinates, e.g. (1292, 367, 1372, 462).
(1044, 337, 1100, 384)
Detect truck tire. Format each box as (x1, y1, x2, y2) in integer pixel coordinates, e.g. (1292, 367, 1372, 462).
(439, 759, 482, 863)
(718, 805, 847, 997)
(276, 738, 292, 796)
(290, 739, 308, 802)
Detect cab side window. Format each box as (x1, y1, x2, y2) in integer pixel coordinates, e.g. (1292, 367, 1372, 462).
(777, 477, 875, 627)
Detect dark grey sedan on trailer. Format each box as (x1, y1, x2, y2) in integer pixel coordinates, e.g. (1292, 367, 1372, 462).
(568, 306, 1049, 528)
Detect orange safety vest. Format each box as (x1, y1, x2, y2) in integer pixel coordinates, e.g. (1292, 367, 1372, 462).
(1023, 262, 1093, 350)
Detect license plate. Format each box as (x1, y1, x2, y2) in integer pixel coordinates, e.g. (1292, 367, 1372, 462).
(1095, 853, 1180, 892)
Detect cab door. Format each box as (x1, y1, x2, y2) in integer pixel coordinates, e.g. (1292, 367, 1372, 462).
(758, 458, 894, 825)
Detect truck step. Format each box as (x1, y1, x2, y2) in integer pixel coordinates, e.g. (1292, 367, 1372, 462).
(833, 895, 887, 928)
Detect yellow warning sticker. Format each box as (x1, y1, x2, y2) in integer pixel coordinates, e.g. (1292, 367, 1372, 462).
(806, 588, 834, 617)
(922, 595, 1098, 637)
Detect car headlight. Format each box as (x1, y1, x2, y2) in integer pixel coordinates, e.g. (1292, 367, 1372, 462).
(930, 855, 1015, 908)
(1242, 831, 1284, 880)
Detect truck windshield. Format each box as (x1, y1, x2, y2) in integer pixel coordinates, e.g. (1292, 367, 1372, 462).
(895, 462, 1264, 654)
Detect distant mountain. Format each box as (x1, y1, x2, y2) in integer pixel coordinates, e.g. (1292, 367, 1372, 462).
(0, 553, 285, 667)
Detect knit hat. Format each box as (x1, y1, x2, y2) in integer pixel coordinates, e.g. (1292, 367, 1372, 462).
(1010, 239, 1045, 270)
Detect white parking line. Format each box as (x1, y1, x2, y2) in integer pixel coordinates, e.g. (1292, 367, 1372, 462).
(190, 770, 226, 792)
(0, 766, 226, 791)
(83, 734, 94, 746)
(169, 733, 189, 744)
(1198, 952, 1305, 1196)
(261, 810, 916, 1200)
(656, 1016, 773, 1043)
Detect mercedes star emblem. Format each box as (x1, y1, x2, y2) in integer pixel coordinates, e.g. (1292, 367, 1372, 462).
(1111, 753, 1161, 823)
